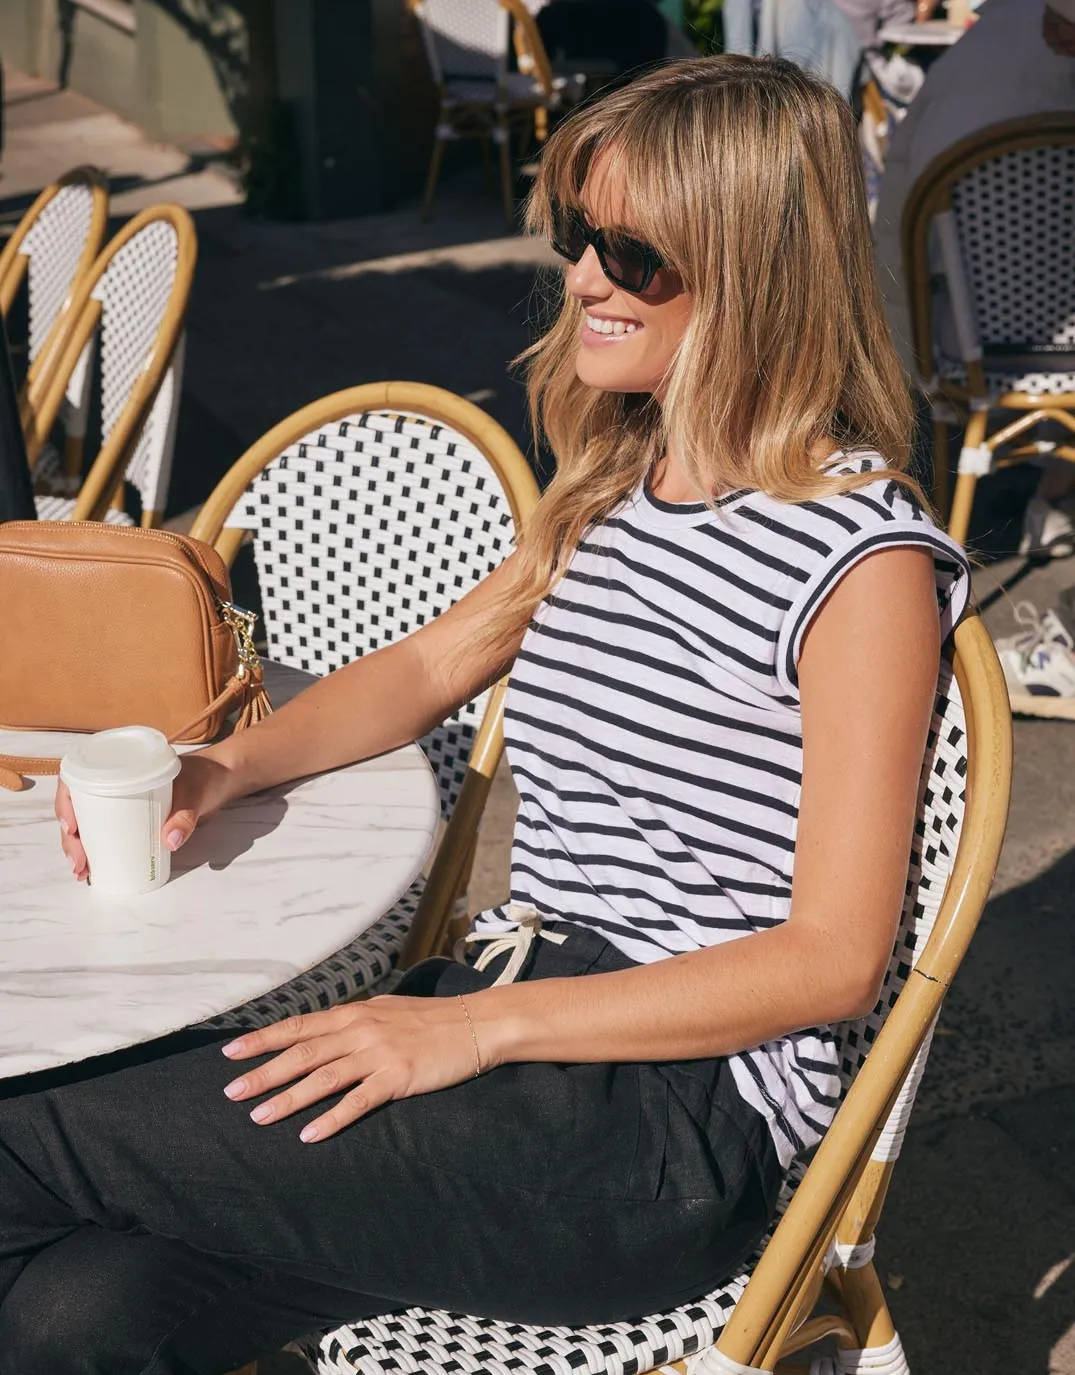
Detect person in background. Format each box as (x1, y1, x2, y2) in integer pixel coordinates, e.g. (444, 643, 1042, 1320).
(722, 0, 862, 99)
(874, 0, 1075, 559)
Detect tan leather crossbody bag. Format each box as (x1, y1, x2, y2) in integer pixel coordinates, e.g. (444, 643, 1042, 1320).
(0, 521, 272, 791)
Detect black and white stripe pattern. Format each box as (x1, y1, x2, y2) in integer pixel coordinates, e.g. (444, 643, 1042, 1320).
(474, 454, 969, 1167)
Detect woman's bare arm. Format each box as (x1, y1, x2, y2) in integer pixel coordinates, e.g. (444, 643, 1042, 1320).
(203, 553, 526, 799)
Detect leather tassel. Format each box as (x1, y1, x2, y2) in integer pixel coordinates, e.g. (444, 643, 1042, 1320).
(235, 685, 273, 733)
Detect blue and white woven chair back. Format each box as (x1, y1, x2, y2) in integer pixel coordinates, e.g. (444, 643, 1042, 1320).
(415, 0, 510, 90)
(309, 670, 969, 1375)
(223, 408, 517, 818)
(95, 216, 186, 519)
(941, 141, 1075, 396)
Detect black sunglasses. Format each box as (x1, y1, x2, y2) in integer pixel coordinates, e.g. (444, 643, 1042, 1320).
(550, 202, 665, 295)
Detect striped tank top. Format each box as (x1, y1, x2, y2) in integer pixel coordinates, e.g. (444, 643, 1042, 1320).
(474, 453, 970, 1167)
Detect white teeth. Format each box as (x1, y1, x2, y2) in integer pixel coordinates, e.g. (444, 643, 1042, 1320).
(585, 314, 639, 336)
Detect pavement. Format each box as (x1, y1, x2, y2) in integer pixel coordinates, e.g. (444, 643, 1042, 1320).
(2, 67, 1073, 1375)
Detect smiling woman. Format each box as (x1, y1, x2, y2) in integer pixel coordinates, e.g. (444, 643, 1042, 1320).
(0, 55, 972, 1375)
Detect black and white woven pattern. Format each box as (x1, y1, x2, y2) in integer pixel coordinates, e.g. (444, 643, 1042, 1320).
(941, 143, 1075, 398)
(223, 409, 516, 817)
(209, 408, 517, 1027)
(308, 669, 968, 1375)
(93, 219, 182, 515)
(20, 182, 97, 363)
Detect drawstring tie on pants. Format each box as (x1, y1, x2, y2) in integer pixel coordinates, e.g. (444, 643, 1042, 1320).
(460, 903, 567, 986)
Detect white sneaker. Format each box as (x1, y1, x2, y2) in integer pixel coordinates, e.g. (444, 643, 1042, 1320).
(996, 600, 1075, 717)
(1019, 497, 1075, 559)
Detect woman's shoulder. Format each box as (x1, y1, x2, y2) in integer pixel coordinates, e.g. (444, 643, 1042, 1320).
(733, 450, 948, 556)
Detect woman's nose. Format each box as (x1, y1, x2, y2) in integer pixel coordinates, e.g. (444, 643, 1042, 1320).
(565, 244, 610, 300)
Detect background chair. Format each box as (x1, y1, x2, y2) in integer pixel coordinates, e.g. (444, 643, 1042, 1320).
(189, 381, 540, 1025)
(23, 203, 196, 528)
(903, 113, 1075, 545)
(410, 0, 577, 221)
(296, 616, 1010, 1375)
(0, 165, 109, 483)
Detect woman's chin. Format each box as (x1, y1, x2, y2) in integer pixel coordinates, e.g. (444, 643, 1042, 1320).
(574, 349, 651, 393)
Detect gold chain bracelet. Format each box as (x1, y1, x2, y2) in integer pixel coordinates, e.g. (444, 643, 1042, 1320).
(457, 994, 482, 1078)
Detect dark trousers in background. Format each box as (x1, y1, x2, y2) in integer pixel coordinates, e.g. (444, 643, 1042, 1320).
(0, 925, 781, 1375)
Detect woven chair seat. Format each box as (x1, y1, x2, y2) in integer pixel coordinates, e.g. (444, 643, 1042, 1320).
(938, 358, 1075, 399)
(313, 1280, 747, 1375)
(206, 878, 424, 1030)
(33, 494, 134, 524)
(444, 73, 548, 108)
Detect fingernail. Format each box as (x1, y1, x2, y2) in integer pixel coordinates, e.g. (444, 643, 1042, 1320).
(60, 819, 69, 836)
(300, 1124, 320, 1143)
(223, 1079, 247, 1100)
(221, 1039, 243, 1057)
(165, 829, 185, 852)
(250, 1103, 273, 1124)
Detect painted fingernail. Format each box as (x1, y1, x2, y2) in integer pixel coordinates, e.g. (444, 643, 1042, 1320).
(221, 1039, 244, 1057)
(165, 829, 185, 852)
(300, 1124, 320, 1143)
(250, 1103, 273, 1124)
(223, 1079, 247, 1100)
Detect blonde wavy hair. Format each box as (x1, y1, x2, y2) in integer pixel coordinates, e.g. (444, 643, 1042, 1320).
(487, 55, 917, 658)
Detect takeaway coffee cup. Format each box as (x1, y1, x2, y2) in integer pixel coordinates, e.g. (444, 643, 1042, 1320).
(60, 727, 182, 896)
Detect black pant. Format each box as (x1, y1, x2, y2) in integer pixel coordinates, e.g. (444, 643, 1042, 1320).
(0, 925, 781, 1375)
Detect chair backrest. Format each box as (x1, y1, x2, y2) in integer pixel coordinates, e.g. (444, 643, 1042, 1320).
(504, 0, 555, 97)
(191, 382, 541, 819)
(713, 614, 1012, 1370)
(903, 113, 1075, 388)
(413, 0, 510, 86)
(23, 204, 196, 525)
(0, 166, 109, 389)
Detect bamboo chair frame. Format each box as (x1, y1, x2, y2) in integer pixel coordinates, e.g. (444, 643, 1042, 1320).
(0, 165, 110, 455)
(902, 113, 1075, 543)
(702, 614, 1012, 1372)
(19, 203, 196, 528)
(190, 382, 541, 965)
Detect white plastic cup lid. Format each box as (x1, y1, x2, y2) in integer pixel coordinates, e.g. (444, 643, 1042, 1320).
(60, 726, 181, 797)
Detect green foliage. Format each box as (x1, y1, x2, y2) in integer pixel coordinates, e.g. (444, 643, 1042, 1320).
(683, 0, 724, 50)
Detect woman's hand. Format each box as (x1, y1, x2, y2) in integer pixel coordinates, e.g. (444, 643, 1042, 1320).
(56, 750, 237, 881)
(219, 995, 485, 1141)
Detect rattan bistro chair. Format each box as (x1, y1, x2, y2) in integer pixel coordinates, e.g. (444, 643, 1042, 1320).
(0, 166, 109, 483)
(21, 204, 195, 528)
(189, 382, 540, 1024)
(903, 113, 1075, 546)
(275, 616, 1009, 1375)
(411, 0, 579, 222)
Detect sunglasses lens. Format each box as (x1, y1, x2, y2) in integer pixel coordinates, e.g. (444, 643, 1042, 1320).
(551, 204, 587, 263)
(600, 233, 651, 293)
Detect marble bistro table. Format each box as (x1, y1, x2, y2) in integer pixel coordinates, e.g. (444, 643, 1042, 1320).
(0, 662, 440, 1078)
